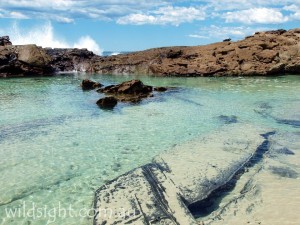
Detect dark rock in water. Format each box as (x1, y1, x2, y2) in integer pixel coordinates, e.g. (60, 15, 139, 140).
(154, 87, 168, 92)
(96, 96, 118, 109)
(0, 36, 12, 46)
(101, 79, 152, 95)
(269, 166, 299, 178)
(218, 115, 238, 124)
(99, 79, 154, 103)
(81, 79, 102, 90)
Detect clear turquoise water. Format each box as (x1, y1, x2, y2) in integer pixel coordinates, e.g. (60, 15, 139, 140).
(0, 74, 299, 225)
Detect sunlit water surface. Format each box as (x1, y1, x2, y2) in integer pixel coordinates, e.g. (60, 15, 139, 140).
(0, 74, 299, 225)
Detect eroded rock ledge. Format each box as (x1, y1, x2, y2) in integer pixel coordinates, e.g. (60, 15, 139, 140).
(1, 28, 300, 77)
(93, 124, 269, 225)
(93, 28, 300, 76)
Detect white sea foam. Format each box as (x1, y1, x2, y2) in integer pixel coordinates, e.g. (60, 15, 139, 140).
(7, 22, 103, 55)
(110, 52, 121, 56)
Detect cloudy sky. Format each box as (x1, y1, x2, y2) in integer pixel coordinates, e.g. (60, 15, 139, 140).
(0, 0, 299, 54)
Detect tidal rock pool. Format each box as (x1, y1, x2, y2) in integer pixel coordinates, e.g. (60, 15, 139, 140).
(0, 74, 299, 225)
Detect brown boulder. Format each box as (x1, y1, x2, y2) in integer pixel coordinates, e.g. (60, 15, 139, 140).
(81, 79, 102, 90)
(96, 96, 118, 109)
(97, 79, 165, 104)
(101, 79, 153, 95)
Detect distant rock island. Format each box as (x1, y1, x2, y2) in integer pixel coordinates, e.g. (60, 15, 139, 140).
(1, 28, 300, 77)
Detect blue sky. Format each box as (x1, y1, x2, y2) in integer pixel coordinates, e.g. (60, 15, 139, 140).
(0, 0, 299, 54)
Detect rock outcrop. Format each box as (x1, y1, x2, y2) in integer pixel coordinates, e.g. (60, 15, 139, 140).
(0, 44, 54, 77)
(93, 28, 300, 76)
(94, 124, 270, 225)
(1, 28, 300, 77)
(45, 48, 100, 72)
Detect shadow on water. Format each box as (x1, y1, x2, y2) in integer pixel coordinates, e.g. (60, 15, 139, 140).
(188, 131, 275, 219)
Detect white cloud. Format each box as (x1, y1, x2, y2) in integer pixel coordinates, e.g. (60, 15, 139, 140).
(0, 0, 167, 22)
(7, 22, 103, 55)
(224, 8, 289, 24)
(284, 4, 300, 20)
(117, 6, 206, 25)
(189, 25, 271, 40)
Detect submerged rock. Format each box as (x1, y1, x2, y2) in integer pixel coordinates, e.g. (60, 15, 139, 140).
(96, 96, 118, 109)
(269, 166, 299, 178)
(81, 79, 102, 90)
(218, 115, 238, 124)
(94, 124, 268, 225)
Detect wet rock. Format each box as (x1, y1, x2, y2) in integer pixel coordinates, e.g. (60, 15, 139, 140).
(45, 48, 100, 72)
(154, 87, 168, 92)
(81, 79, 102, 90)
(99, 79, 153, 103)
(96, 96, 118, 109)
(0, 36, 12, 46)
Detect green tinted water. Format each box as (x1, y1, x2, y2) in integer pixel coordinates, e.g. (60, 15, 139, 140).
(0, 74, 299, 225)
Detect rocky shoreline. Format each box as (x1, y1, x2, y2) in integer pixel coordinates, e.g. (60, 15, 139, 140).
(1, 28, 300, 78)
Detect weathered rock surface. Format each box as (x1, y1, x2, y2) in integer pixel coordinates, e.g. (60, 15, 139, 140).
(98, 79, 154, 103)
(94, 124, 268, 225)
(1, 28, 300, 77)
(93, 28, 300, 76)
(0, 44, 53, 77)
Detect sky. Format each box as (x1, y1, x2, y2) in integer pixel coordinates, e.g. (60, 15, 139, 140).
(0, 0, 299, 54)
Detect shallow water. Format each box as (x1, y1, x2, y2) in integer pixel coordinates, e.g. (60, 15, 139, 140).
(0, 74, 299, 225)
